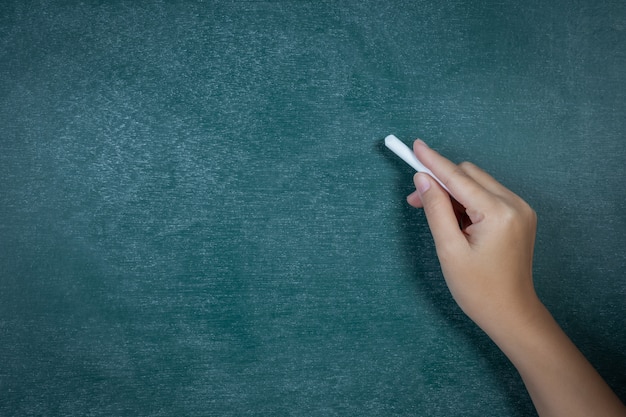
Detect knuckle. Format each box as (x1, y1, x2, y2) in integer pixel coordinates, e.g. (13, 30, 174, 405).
(458, 161, 476, 172)
(515, 198, 536, 219)
(448, 165, 471, 185)
(498, 204, 518, 223)
(522, 202, 538, 226)
(495, 198, 537, 230)
(422, 193, 448, 214)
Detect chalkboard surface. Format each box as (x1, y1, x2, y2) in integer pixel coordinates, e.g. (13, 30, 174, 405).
(1, 1, 624, 416)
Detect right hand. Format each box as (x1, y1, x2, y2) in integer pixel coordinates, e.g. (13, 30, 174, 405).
(406, 140, 540, 333)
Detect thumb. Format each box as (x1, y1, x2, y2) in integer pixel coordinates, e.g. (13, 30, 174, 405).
(414, 173, 466, 252)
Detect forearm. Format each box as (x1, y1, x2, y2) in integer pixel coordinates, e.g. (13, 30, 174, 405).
(483, 298, 625, 417)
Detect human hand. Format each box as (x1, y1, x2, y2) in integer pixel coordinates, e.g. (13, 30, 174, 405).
(407, 140, 540, 334)
(405, 140, 626, 416)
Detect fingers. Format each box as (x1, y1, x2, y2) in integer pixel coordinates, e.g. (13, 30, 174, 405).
(412, 141, 489, 210)
(456, 161, 511, 199)
(408, 140, 528, 241)
(409, 174, 474, 230)
(413, 173, 467, 252)
(406, 190, 423, 208)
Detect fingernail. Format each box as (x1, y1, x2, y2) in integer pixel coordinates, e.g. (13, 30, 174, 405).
(406, 191, 420, 206)
(415, 139, 429, 148)
(415, 174, 431, 194)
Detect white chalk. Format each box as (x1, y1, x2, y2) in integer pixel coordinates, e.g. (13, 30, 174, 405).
(384, 134, 450, 193)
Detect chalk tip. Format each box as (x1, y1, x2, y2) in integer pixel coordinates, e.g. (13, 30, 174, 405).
(384, 134, 399, 146)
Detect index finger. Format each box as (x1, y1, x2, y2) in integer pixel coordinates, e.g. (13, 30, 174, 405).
(412, 140, 493, 211)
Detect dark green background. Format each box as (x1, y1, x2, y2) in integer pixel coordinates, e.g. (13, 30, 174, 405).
(1, 1, 624, 416)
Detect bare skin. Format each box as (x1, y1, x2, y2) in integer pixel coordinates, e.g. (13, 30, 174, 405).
(406, 139, 625, 417)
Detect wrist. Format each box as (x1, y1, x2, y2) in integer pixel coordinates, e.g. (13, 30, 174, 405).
(479, 294, 556, 363)
(472, 288, 547, 345)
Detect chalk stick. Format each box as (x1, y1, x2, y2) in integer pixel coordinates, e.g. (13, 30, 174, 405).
(384, 134, 450, 193)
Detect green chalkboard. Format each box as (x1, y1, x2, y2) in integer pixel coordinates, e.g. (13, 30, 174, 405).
(1, 1, 624, 416)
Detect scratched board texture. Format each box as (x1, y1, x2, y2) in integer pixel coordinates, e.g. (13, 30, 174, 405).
(1, 1, 625, 416)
